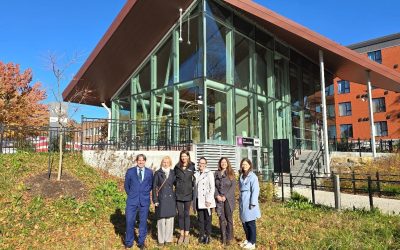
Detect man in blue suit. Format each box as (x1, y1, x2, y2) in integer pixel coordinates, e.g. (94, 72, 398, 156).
(124, 154, 153, 249)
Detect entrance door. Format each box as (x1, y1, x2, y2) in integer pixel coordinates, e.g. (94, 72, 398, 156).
(236, 146, 261, 172)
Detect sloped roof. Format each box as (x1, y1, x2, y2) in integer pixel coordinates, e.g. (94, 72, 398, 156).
(63, 0, 400, 106)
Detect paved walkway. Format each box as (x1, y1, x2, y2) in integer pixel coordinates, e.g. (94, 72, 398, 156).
(275, 186, 400, 215)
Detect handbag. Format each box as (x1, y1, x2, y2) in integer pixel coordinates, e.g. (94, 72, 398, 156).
(156, 177, 168, 198)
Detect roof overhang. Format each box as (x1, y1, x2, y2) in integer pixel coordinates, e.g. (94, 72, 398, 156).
(62, 0, 194, 106)
(63, 0, 400, 106)
(224, 0, 400, 91)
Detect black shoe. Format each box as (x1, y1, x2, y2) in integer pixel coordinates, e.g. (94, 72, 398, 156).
(198, 235, 206, 244)
(138, 244, 145, 250)
(204, 235, 211, 244)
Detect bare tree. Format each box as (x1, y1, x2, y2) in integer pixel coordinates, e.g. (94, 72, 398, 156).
(46, 52, 91, 181)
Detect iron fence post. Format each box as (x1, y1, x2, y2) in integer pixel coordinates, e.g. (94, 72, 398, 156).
(380, 139, 383, 153)
(358, 138, 361, 157)
(289, 173, 293, 197)
(389, 139, 393, 152)
(310, 172, 315, 205)
(367, 176, 374, 210)
(280, 172, 284, 202)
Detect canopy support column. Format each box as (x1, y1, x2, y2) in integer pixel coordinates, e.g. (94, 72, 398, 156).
(366, 70, 377, 157)
(319, 50, 330, 174)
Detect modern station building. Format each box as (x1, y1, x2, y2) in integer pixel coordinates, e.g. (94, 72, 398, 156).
(63, 0, 400, 176)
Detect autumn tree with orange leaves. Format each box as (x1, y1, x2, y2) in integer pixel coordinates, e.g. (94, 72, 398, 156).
(0, 62, 48, 127)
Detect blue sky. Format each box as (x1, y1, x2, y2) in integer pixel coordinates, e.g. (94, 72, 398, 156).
(1, 0, 399, 122)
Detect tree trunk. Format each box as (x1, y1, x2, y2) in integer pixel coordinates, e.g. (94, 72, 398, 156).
(57, 132, 63, 181)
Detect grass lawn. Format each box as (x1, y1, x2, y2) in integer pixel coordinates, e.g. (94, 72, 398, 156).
(1, 153, 399, 249)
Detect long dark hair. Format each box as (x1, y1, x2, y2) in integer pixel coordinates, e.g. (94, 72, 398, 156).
(178, 150, 191, 168)
(240, 158, 253, 178)
(218, 157, 235, 180)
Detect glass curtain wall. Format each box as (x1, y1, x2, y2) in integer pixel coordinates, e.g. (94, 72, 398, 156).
(111, 0, 331, 175)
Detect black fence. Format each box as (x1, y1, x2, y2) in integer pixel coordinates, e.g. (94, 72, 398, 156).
(329, 137, 400, 155)
(81, 117, 192, 151)
(0, 125, 81, 154)
(272, 171, 400, 209)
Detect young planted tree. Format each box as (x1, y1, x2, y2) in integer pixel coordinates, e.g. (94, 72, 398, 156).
(0, 62, 48, 127)
(46, 53, 91, 181)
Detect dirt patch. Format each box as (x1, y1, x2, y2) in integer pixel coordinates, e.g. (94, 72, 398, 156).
(24, 172, 88, 200)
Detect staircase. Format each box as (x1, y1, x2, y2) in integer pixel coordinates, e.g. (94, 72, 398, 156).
(289, 149, 325, 186)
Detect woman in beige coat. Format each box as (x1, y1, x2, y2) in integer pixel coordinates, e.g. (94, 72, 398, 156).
(193, 157, 216, 244)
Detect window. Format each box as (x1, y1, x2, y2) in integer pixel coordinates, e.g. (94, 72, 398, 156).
(368, 50, 382, 64)
(325, 84, 334, 96)
(372, 98, 386, 113)
(339, 102, 352, 116)
(327, 104, 335, 118)
(340, 124, 353, 138)
(338, 80, 350, 94)
(375, 121, 388, 136)
(328, 125, 336, 139)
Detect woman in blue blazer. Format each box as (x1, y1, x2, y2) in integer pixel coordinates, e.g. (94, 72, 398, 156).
(239, 158, 261, 250)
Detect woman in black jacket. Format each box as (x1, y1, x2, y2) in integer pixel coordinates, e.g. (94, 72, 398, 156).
(174, 150, 195, 245)
(152, 156, 176, 246)
(214, 157, 236, 245)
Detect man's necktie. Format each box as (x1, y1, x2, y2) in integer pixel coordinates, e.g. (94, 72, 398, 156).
(139, 169, 143, 183)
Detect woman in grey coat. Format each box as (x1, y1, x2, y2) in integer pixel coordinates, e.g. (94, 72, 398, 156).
(152, 156, 176, 246)
(214, 157, 236, 245)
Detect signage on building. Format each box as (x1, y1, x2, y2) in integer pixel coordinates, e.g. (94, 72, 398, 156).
(236, 136, 260, 147)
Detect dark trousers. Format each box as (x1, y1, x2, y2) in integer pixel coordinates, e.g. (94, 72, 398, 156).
(242, 220, 256, 244)
(218, 201, 233, 242)
(125, 203, 149, 247)
(197, 208, 212, 236)
(177, 201, 191, 231)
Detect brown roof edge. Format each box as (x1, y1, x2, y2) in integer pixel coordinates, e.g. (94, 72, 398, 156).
(62, 0, 139, 101)
(224, 0, 400, 88)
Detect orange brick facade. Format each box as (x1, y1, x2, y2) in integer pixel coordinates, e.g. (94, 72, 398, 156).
(333, 43, 400, 140)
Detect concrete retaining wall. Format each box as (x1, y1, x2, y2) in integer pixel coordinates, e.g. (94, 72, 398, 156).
(82, 150, 195, 178)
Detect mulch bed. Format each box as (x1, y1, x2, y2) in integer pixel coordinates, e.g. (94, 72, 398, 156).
(24, 172, 88, 200)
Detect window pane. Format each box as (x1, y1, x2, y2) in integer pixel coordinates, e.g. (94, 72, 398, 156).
(339, 102, 351, 116)
(205, 0, 231, 22)
(138, 62, 151, 92)
(373, 98, 386, 113)
(233, 14, 253, 38)
(234, 33, 251, 90)
(235, 90, 252, 137)
(179, 16, 203, 82)
(207, 88, 228, 141)
(340, 124, 353, 138)
(256, 44, 269, 95)
(156, 36, 174, 88)
(206, 17, 228, 83)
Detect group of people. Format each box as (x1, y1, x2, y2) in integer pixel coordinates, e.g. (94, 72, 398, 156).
(124, 150, 261, 249)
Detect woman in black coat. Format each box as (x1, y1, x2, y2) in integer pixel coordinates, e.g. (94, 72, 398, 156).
(174, 150, 195, 245)
(152, 156, 176, 246)
(214, 157, 236, 245)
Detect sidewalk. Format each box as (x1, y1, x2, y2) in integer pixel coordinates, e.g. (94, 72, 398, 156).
(275, 186, 400, 215)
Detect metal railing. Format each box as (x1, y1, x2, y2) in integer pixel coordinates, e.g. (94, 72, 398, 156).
(272, 171, 400, 207)
(81, 117, 192, 151)
(0, 125, 81, 154)
(329, 137, 399, 155)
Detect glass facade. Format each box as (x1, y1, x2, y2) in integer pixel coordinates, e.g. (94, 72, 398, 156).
(111, 0, 330, 175)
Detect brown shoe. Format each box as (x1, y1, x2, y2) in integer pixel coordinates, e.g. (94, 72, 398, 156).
(177, 235, 184, 245)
